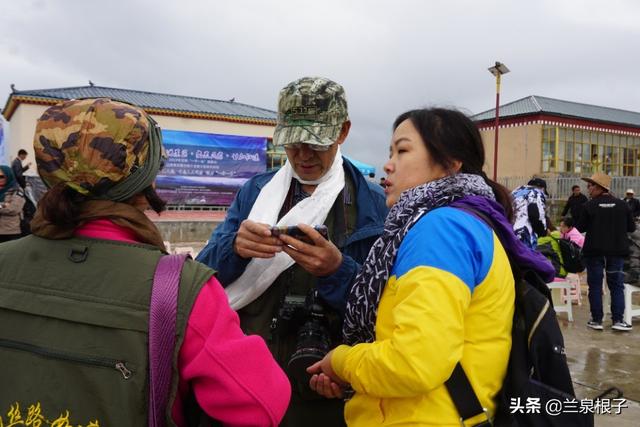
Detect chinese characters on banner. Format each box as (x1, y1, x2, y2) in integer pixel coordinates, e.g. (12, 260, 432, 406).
(156, 129, 267, 206)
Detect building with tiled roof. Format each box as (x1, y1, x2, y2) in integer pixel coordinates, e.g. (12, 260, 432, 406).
(473, 95, 640, 179)
(2, 84, 277, 124)
(1, 84, 285, 169)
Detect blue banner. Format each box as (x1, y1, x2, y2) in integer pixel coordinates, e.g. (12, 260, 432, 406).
(156, 129, 267, 205)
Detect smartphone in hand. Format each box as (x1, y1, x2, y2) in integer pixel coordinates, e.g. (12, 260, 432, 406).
(270, 225, 329, 243)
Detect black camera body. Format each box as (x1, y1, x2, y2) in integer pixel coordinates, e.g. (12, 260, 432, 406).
(272, 294, 307, 337)
(271, 290, 333, 400)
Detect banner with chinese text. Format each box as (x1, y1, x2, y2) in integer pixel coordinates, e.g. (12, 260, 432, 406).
(156, 129, 267, 205)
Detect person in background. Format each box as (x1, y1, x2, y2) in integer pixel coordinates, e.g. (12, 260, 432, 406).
(0, 98, 290, 426)
(560, 216, 584, 248)
(511, 177, 548, 249)
(537, 216, 566, 278)
(367, 171, 376, 183)
(196, 77, 387, 427)
(577, 172, 635, 332)
(0, 165, 26, 242)
(561, 184, 588, 220)
(623, 188, 640, 219)
(11, 149, 31, 189)
(545, 215, 556, 232)
(290, 108, 554, 426)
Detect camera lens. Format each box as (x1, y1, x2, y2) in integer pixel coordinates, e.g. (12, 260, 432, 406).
(287, 318, 332, 400)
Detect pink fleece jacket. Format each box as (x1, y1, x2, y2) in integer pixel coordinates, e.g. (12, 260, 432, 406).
(75, 219, 291, 426)
(561, 226, 585, 248)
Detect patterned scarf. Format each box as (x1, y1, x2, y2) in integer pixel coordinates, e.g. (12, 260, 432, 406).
(342, 173, 495, 345)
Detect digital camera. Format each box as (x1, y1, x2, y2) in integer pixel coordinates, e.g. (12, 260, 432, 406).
(272, 289, 332, 400)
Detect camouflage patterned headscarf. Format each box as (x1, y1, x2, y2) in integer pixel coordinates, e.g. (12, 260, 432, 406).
(33, 98, 164, 201)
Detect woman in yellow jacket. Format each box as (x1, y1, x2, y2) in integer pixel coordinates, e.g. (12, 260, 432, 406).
(282, 108, 553, 426)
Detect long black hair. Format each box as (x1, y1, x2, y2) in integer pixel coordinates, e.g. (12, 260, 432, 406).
(393, 108, 513, 221)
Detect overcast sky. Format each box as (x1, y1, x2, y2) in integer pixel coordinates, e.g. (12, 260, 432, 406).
(1, 0, 639, 174)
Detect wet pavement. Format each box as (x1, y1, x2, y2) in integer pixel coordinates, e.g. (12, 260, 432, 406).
(558, 280, 640, 426)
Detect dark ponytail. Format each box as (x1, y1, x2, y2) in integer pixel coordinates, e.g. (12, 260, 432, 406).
(38, 183, 88, 227)
(38, 183, 167, 227)
(142, 186, 167, 214)
(475, 171, 513, 223)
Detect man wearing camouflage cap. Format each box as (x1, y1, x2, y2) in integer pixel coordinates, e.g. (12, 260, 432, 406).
(197, 77, 388, 426)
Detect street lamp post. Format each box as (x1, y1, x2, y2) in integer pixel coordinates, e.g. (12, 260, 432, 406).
(488, 61, 510, 181)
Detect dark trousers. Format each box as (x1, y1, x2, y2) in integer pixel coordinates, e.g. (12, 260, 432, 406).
(280, 392, 346, 427)
(585, 256, 625, 322)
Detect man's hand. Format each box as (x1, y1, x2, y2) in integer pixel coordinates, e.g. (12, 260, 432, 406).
(306, 351, 346, 399)
(278, 223, 343, 276)
(233, 219, 283, 259)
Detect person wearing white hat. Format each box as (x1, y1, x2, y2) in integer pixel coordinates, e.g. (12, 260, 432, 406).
(577, 172, 635, 332)
(624, 188, 640, 219)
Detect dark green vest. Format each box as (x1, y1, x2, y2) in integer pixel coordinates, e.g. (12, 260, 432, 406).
(0, 235, 212, 426)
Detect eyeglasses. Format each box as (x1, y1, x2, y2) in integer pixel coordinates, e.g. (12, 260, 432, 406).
(284, 142, 331, 152)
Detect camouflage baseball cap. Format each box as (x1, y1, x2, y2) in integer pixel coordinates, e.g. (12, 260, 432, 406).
(273, 76, 349, 147)
(33, 98, 164, 201)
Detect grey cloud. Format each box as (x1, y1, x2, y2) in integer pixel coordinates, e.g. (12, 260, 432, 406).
(1, 0, 639, 174)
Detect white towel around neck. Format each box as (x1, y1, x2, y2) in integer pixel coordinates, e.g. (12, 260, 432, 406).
(225, 147, 345, 310)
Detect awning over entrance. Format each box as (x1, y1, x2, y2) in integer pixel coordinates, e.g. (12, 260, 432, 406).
(345, 156, 376, 176)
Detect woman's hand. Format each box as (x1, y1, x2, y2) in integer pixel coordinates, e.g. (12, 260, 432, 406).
(306, 351, 347, 399)
(278, 224, 343, 276)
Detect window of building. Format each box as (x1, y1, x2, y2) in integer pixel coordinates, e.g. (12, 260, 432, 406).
(541, 125, 640, 176)
(266, 139, 287, 170)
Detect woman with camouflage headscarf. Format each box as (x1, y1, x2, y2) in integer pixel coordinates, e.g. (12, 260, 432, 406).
(0, 98, 290, 426)
(0, 164, 26, 242)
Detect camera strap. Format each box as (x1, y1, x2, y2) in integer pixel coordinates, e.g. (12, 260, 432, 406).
(331, 188, 348, 248)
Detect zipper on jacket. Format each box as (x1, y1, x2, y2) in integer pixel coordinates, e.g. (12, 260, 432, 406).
(0, 338, 132, 379)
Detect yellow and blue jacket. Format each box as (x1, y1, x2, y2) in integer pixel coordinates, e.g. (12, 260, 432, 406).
(332, 207, 515, 426)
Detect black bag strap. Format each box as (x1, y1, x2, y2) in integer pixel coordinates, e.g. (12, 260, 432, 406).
(445, 363, 491, 426)
(443, 206, 503, 426)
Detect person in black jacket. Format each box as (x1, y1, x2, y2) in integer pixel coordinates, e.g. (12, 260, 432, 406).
(623, 188, 640, 219)
(11, 149, 31, 189)
(577, 172, 635, 332)
(561, 184, 588, 219)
